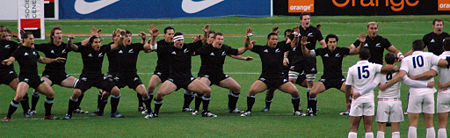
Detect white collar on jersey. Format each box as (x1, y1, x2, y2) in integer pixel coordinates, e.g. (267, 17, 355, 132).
(357, 60, 369, 64)
(412, 51, 424, 55)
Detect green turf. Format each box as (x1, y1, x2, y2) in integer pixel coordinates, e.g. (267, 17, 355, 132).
(0, 15, 449, 137)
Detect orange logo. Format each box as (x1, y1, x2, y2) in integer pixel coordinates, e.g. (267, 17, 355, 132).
(288, 0, 314, 13)
(439, 0, 450, 11)
(332, 0, 419, 12)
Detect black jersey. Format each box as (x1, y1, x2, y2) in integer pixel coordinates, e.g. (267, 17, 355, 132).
(74, 44, 111, 77)
(251, 44, 290, 78)
(299, 26, 324, 50)
(0, 40, 18, 70)
(166, 41, 202, 79)
(423, 32, 450, 55)
(117, 43, 145, 73)
(353, 35, 392, 64)
(35, 42, 71, 73)
(197, 44, 239, 74)
(105, 42, 120, 74)
(315, 47, 350, 79)
(154, 40, 173, 73)
(12, 46, 40, 76)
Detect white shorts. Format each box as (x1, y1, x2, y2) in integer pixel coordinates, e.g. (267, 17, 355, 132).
(288, 71, 299, 80)
(437, 89, 450, 113)
(407, 93, 435, 114)
(376, 99, 404, 122)
(349, 97, 374, 117)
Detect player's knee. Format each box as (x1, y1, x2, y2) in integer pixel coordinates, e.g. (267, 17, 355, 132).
(231, 85, 241, 93)
(73, 89, 82, 98)
(306, 74, 315, 81)
(111, 87, 120, 96)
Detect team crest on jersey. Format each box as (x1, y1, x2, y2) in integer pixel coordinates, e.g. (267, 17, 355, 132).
(118, 50, 123, 54)
(431, 39, 435, 43)
(33, 51, 37, 56)
(210, 52, 215, 56)
(51, 50, 55, 54)
(62, 49, 67, 54)
(335, 53, 341, 57)
(98, 53, 103, 57)
(259, 77, 266, 81)
(128, 49, 134, 53)
(364, 43, 369, 47)
(263, 49, 269, 53)
(134, 77, 139, 81)
(171, 51, 176, 55)
(9, 71, 13, 74)
(24, 78, 29, 82)
(184, 49, 189, 53)
(307, 33, 313, 37)
(375, 43, 381, 47)
(4, 44, 10, 49)
(88, 53, 93, 57)
(275, 48, 280, 53)
(221, 51, 226, 56)
(81, 77, 87, 81)
(292, 47, 296, 51)
(24, 52, 29, 56)
(324, 53, 329, 57)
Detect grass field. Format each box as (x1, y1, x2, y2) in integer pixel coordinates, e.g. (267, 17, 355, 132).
(0, 15, 449, 137)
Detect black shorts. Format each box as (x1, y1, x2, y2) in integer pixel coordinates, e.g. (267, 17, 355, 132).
(75, 75, 115, 93)
(258, 76, 289, 89)
(0, 69, 17, 85)
(296, 73, 306, 85)
(42, 71, 70, 86)
(19, 74, 44, 89)
(290, 57, 317, 74)
(168, 76, 195, 91)
(198, 72, 229, 86)
(153, 70, 169, 82)
(115, 73, 143, 89)
(319, 78, 345, 90)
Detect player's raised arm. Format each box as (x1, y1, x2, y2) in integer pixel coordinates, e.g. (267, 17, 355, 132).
(81, 26, 102, 45)
(144, 25, 159, 51)
(349, 33, 366, 55)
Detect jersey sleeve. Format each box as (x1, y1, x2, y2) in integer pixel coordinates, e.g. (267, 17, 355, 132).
(34, 43, 45, 51)
(422, 34, 430, 48)
(135, 43, 145, 51)
(373, 64, 383, 73)
(315, 29, 324, 41)
(429, 54, 441, 66)
(101, 44, 112, 52)
(12, 47, 22, 59)
(352, 40, 361, 48)
(399, 59, 409, 73)
(345, 68, 353, 86)
(341, 47, 350, 56)
(225, 45, 239, 55)
(250, 45, 263, 53)
(382, 38, 392, 49)
(315, 48, 326, 56)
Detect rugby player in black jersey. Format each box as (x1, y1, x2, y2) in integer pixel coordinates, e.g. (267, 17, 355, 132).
(240, 31, 303, 117)
(2, 32, 65, 122)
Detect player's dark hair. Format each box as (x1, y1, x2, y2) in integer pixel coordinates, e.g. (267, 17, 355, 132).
(444, 37, 450, 51)
(164, 27, 175, 34)
(21, 32, 33, 39)
(325, 34, 339, 43)
(412, 39, 425, 51)
(88, 35, 100, 45)
(300, 12, 311, 20)
(213, 32, 223, 38)
(207, 30, 216, 36)
(284, 29, 293, 37)
(50, 26, 62, 44)
(385, 52, 396, 64)
(359, 48, 371, 60)
(174, 32, 183, 37)
(125, 30, 132, 35)
(267, 33, 278, 40)
(433, 18, 444, 25)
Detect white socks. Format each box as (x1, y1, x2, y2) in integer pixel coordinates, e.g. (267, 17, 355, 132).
(426, 127, 435, 138)
(376, 131, 384, 138)
(365, 132, 374, 138)
(408, 127, 417, 138)
(438, 128, 447, 138)
(348, 132, 357, 138)
(392, 132, 400, 138)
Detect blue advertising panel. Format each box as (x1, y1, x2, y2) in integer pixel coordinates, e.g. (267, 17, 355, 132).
(60, 0, 271, 19)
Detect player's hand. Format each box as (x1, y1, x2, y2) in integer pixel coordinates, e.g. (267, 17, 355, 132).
(271, 26, 279, 34)
(352, 92, 361, 99)
(149, 24, 159, 38)
(203, 24, 210, 33)
(91, 26, 102, 36)
(293, 26, 300, 34)
(300, 36, 310, 46)
(55, 57, 67, 63)
(246, 27, 253, 38)
(68, 35, 75, 40)
(378, 82, 387, 91)
(427, 81, 435, 88)
(193, 35, 201, 42)
(283, 57, 289, 66)
(358, 32, 367, 43)
(139, 32, 146, 39)
(1, 59, 12, 65)
(316, 24, 321, 31)
(245, 56, 254, 61)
